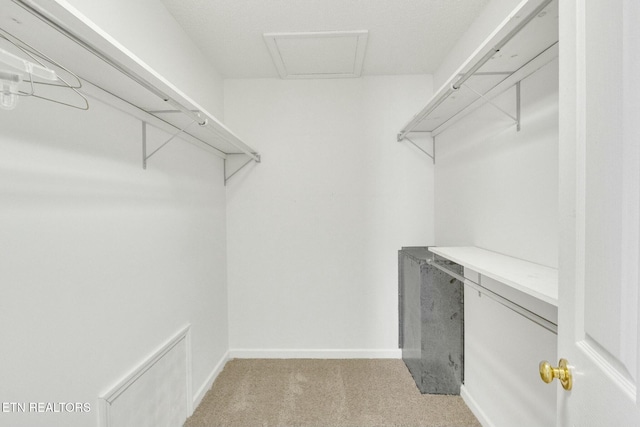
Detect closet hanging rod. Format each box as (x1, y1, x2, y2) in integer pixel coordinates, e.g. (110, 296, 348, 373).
(426, 256, 557, 334)
(147, 109, 200, 114)
(429, 42, 557, 138)
(12, 0, 260, 163)
(398, 0, 553, 141)
(450, 0, 553, 91)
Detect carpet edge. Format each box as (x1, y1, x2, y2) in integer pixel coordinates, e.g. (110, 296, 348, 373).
(228, 349, 402, 359)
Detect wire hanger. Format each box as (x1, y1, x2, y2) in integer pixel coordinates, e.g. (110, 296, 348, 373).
(0, 26, 89, 111)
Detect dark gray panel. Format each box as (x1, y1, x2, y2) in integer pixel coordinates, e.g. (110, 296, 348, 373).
(398, 247, 464, 395)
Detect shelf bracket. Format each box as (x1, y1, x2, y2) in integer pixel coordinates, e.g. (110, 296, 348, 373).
(402, 135, 435, 164)
(224, 153, 261, 185)
(142, 117, 206, 169)
(462, 82, 521, 131)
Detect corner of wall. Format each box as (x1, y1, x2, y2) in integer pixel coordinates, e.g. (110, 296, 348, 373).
(192, 350, 230, 412)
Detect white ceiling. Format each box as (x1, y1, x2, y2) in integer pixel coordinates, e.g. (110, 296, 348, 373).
(160, 0, 491, 79)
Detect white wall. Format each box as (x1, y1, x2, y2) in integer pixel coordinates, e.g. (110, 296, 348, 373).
(0, 2, 229, 426)
(224, 76, 434, 355)
(62, 0, 225, 119)
(0, 92, 228, 427)
(434, 58, 559, 268)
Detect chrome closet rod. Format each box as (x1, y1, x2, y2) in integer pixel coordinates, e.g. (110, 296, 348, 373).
(450, 0, 553, 91)
(398, 0, 554, 141)
(427, 257, 558, 335)
(12, 0, 260, 162)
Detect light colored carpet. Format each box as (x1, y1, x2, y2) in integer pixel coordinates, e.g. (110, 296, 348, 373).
(184, 359, 481, 427)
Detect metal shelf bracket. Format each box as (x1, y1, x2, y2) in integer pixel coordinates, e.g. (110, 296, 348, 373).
(400, 135, 435, 164)
(224, 153, 261, 185)
(142, 117, 207, 169)
(462, 80, 522, 131)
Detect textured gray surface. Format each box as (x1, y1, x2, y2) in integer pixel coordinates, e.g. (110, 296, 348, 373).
(399, 247, 464, 395)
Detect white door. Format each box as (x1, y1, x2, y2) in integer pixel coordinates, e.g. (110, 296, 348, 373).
(557, 0, 640, 425)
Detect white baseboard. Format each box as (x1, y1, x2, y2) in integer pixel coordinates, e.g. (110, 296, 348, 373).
(460, 385, 495, 427)
(228, 348, 402, 359)
(191, 350, 230, 412)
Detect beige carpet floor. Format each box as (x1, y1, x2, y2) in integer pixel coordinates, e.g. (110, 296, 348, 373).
(184, 359, 481, 427)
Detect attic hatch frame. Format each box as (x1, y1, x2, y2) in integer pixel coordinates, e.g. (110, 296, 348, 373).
(11, 0, 260, 185)
(397, 0, 556, 164)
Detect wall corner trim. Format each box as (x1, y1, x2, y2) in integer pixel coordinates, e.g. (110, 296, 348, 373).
(192, 350, 230, 412)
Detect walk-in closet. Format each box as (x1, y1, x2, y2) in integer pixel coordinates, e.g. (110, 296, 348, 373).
(1, 0, 638, 426)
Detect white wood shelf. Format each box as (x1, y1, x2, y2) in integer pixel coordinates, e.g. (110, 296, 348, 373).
(429, 246, 558, 307)
(398, 0, 558, 141)
(0, 0, 260, 179)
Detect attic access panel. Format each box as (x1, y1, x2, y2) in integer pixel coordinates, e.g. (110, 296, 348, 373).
(264, 30, 368, 79)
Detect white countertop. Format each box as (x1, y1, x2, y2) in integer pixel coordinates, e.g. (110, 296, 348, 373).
(428, 246, 558, 306)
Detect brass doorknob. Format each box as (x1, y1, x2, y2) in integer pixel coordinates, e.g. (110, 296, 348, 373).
(539, 358, 572, 390)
